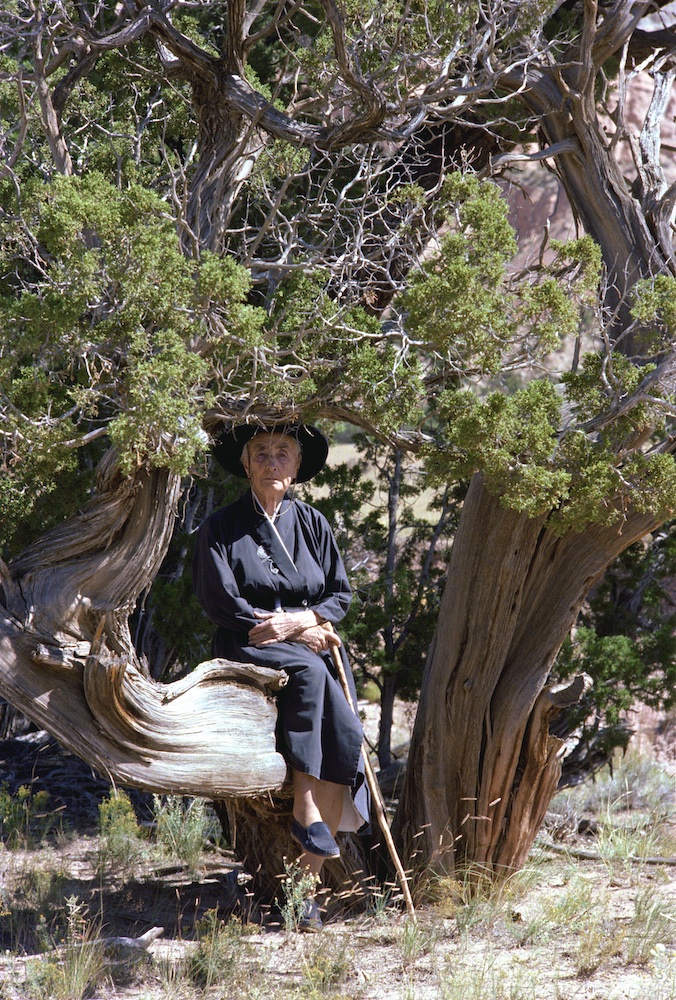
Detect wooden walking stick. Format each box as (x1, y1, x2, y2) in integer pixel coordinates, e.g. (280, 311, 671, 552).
(326, 626, 415, 919)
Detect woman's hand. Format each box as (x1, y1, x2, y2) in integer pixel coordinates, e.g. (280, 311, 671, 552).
(248, 610, 317, 646)
(295, 624, 342, 653)
(248, 612, 341, 652)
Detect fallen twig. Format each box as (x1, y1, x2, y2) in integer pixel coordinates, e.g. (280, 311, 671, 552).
(537, 838, 676, 866)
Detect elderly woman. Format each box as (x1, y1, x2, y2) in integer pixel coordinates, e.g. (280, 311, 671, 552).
(192, 422, 369, 928)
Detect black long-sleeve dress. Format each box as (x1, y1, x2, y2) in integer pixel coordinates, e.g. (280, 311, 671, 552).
(192, 490, 369, 832)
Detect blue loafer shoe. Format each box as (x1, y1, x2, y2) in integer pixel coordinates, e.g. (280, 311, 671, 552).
(290, 818, 340, 858)
(298, 897, 323, 932)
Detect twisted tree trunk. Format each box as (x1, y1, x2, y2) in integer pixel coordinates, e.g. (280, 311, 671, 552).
(392, 474, 662, 876)
(390, 3, 676, 883)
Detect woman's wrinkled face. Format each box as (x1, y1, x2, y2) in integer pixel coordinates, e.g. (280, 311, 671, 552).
(241, 433, 301, 498)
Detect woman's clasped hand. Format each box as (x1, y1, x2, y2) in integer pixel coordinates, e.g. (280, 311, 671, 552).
(248, 610, 340, 652)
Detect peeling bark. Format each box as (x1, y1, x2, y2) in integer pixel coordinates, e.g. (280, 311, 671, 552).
(393, 474, 663, 876)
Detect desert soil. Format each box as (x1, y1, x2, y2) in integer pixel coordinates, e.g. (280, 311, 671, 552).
(0, 705, 673, 1000)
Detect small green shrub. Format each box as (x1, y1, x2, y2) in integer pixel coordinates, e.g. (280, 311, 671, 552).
(97, 789, 146, 874)
(359, 679, 381, 703)
(186, 909, 248, 990)
(399, 916, 440, 969)
(575, 916, 624, 976)
(301, 935, 353, 994)
(0, 857, 73, 954)
(626, 888, 676, 965)
(365, 878, 396, 919)
(279, 859, 320, 933)
(450, 868, 507, 935)
(0, 783, 55, 848)
(594, 815, 673, 874)
(541, 875, 601, 926)
(152, 795, 220, 871)
(155, 955, 197, 1000)
(12, 862, 69, 911)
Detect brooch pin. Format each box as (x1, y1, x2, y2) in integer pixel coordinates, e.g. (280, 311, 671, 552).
(257, 544, 280, 574)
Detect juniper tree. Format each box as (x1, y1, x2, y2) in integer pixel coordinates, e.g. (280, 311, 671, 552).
(1, 1, 676, 886)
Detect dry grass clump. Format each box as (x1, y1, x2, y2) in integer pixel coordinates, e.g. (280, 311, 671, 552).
(183, 909, 253, 991)
(152, 795, 224, 873)
(550, 751, 676, 866)
(301, 934, 355, 995)
(24, 896, 105, 1000)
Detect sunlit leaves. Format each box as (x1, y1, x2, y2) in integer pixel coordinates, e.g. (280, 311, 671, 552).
(108, 329, 209, 475)
(520, 278, 579, 354)
(561, 353, 657, 425)
(0, 173, 262, 519)
(400, 174, 576, 372)
(343, 342, 424, 435)
(549, 235, 602, 294)
(631, 274, 676, 347)
(428, 378, 569, 516)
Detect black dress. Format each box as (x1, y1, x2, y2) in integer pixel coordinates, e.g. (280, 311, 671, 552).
(192, 490, 369, 831)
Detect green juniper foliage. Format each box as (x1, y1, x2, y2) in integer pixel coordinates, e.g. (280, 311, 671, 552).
(552, 525, 676, 764)
(426, 379, 569, 518)
(0, 174, 263, 556)
(0, 784, 53, 849)
(3, 72, 674, 554)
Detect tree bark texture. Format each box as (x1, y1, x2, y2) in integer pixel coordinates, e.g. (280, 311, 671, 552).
(0, 451, 287, 798)
(513, 7, 676, 343)
(392, 474, 662, 877)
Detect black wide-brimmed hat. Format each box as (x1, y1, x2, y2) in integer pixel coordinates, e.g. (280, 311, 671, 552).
(212, 422, 329, 483)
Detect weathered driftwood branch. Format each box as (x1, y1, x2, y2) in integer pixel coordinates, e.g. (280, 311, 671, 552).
(45, 926, 165, 969)
(69, 926, 164, 957)
(0, 622, 288, 797)
(0, 450, 288, 799)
